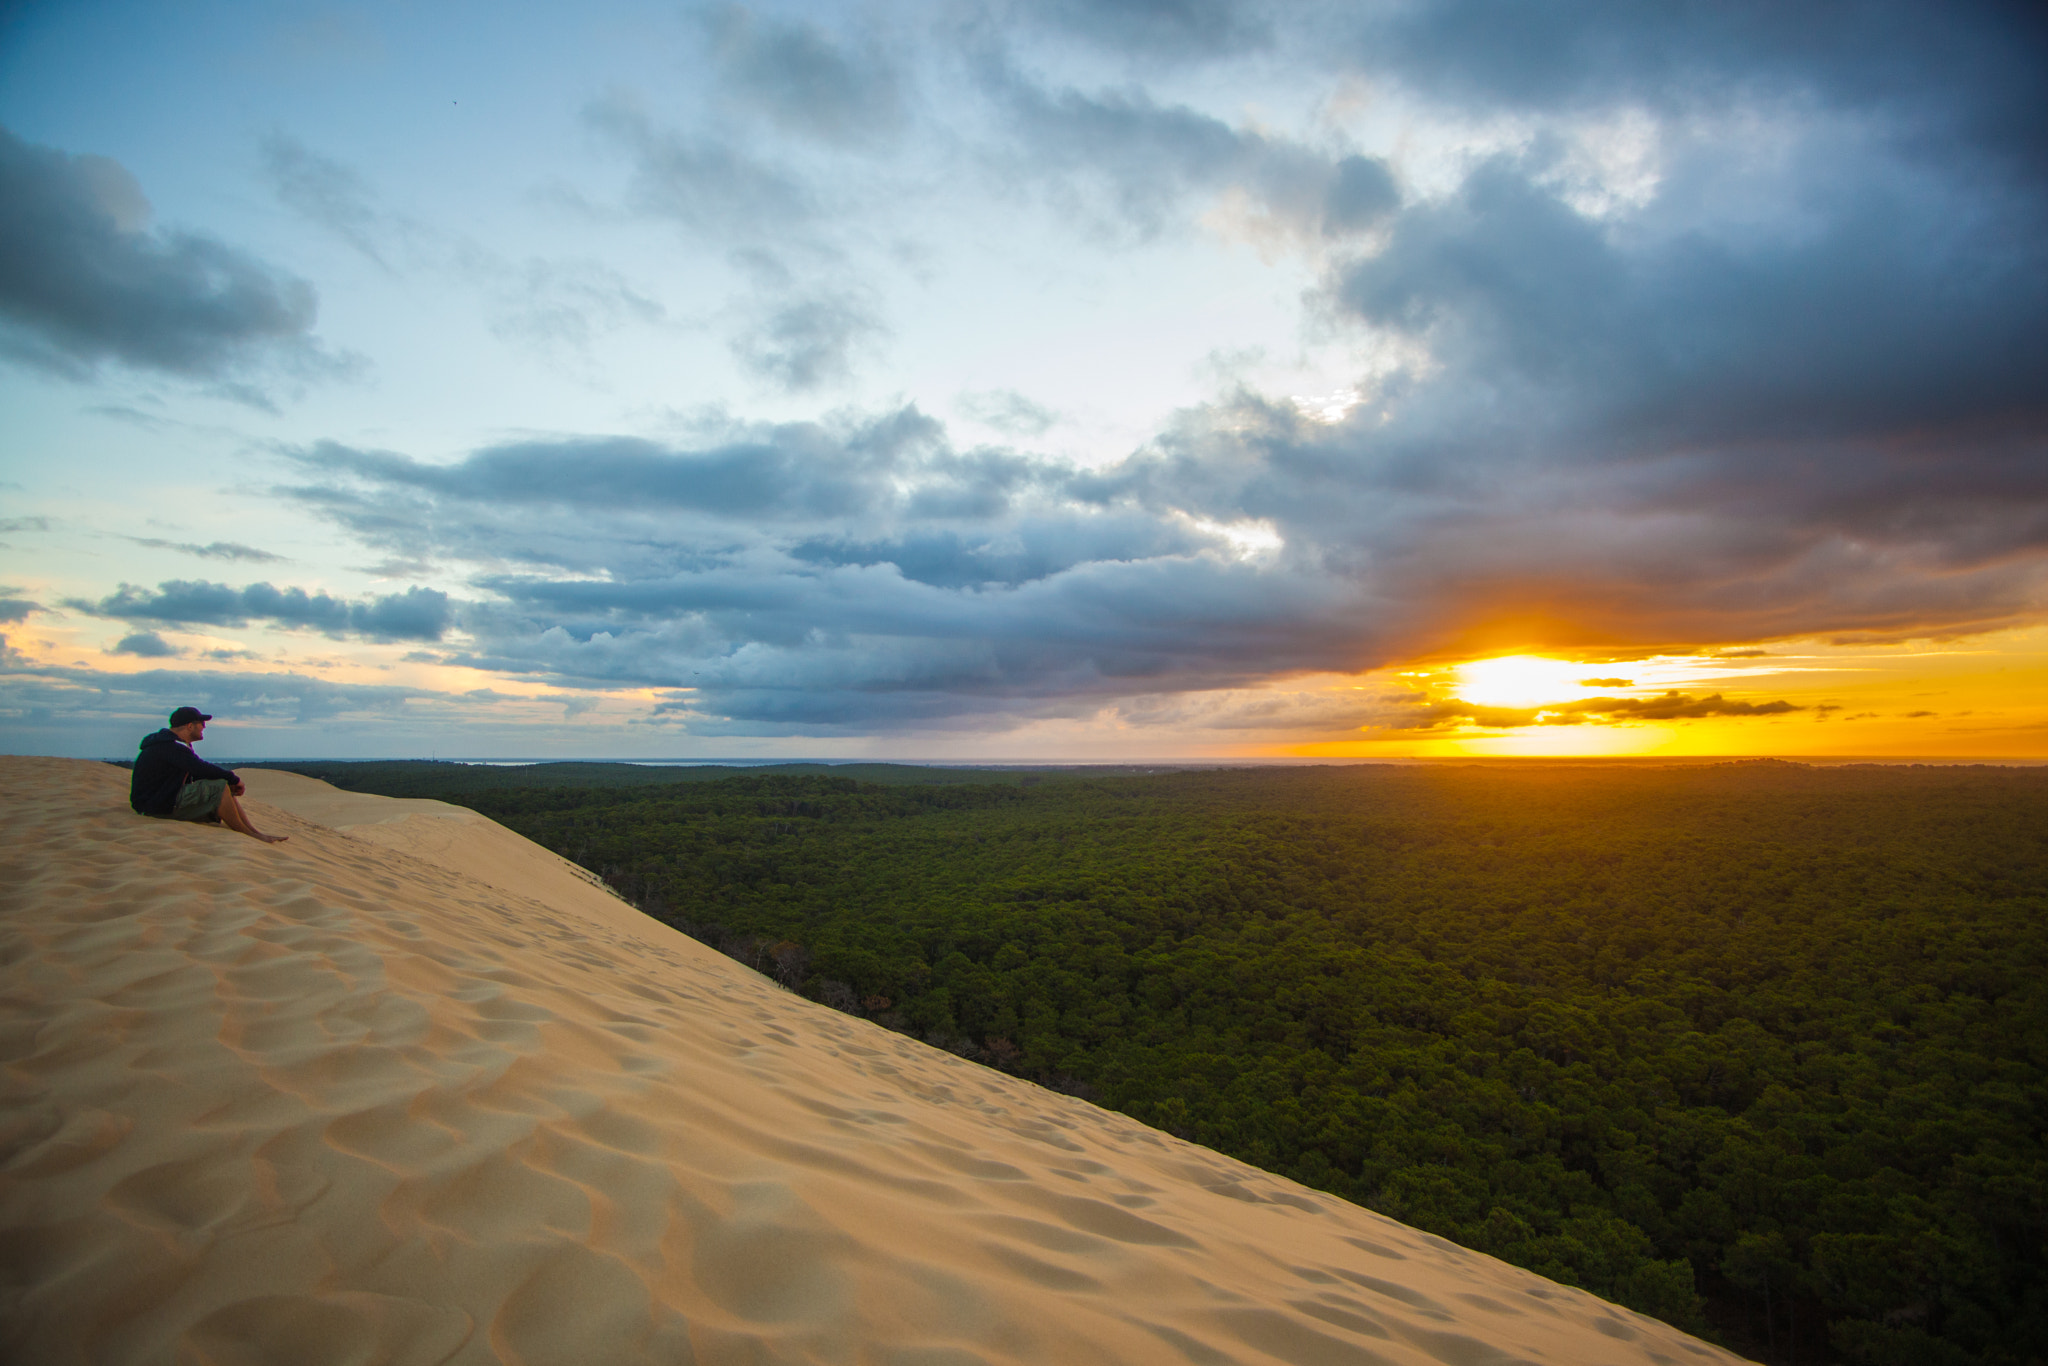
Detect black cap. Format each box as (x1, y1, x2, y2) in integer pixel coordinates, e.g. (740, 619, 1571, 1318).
(168, 706, 213, 727)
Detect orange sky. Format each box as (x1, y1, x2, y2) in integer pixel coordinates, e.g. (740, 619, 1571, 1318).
(1286, 626, 2048, 761)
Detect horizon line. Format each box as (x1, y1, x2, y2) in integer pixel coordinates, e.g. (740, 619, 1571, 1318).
(89, 753, 2048, 769)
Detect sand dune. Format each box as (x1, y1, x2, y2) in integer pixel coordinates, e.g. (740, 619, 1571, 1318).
(1, 758, 1752, 1366)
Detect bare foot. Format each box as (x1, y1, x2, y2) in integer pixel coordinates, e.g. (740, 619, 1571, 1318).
(259, 833, 289, 844)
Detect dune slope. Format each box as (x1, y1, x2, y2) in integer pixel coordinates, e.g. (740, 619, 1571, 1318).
(0, 757, 1751, 1366)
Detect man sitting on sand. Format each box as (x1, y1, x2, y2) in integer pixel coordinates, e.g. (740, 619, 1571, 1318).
(129, 706, 287, 844)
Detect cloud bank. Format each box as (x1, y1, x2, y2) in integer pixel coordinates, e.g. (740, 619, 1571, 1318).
(282, 347, 2044, 739)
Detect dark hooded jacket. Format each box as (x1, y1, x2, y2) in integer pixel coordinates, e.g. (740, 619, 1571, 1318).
(130, 729, 238, 817)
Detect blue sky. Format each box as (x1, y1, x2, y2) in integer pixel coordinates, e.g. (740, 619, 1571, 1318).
(4, 1, 2046, 760)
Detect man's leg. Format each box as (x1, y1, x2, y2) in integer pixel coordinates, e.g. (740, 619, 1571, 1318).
(215, 787, 287, 843)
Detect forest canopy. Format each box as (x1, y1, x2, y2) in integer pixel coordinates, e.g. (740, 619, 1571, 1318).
(270, 759, 2048, 1366)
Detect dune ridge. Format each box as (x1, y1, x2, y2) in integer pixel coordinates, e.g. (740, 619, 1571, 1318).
(0, 757, 1751, 1365)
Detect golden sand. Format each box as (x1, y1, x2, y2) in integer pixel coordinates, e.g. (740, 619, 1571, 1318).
(0, 757, 1752, 1365)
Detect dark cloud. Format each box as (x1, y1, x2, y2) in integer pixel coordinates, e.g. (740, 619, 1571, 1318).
(785, 518, 1182, 590)
(1371, 691, 1803, 733)
(347, 586, 455, 640)
(707, 7, 903, 145)
(1566, 692, 1801, 721)
(75, 579, 453, 642)
(1321, 156, 1400, 236)
(1118, 391, 2048, 660)
(279, 416, 1335, 731)
(1261, 56, 2048, 656)
(988, 70, 1396, 241)
(0, 125, 340, 391)
(293, 408, 949, 524)
(111, 631, 179, 657)
(1297, 8, 2048, 621)
(1328, 151, 2048, 449)
(126, 537, 287, 563)
(1349, 0, 2048, 176)
(0, 597, 40, 622)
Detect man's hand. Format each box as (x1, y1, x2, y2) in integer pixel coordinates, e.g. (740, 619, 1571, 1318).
(230, 780, 246, 796)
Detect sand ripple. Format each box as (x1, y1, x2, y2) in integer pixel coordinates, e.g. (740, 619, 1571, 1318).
(0, 759, 1753, 1365)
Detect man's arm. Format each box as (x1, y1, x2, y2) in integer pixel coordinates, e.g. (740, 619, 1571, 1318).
(171, 745, 238, 785)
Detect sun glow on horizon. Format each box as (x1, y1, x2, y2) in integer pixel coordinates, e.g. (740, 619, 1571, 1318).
(1451, 655, 1614, 709)
(1280, 628, 2048, 761)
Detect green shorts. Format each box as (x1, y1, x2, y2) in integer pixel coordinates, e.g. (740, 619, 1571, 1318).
(171, 778, 229, 822)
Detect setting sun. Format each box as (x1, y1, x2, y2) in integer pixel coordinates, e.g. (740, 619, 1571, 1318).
(1278, 628, 2048, 761)
(1452, 655, 1616, 709)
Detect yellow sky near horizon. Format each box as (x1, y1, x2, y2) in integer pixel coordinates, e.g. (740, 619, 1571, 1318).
(1289, 625, 2048, 760)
